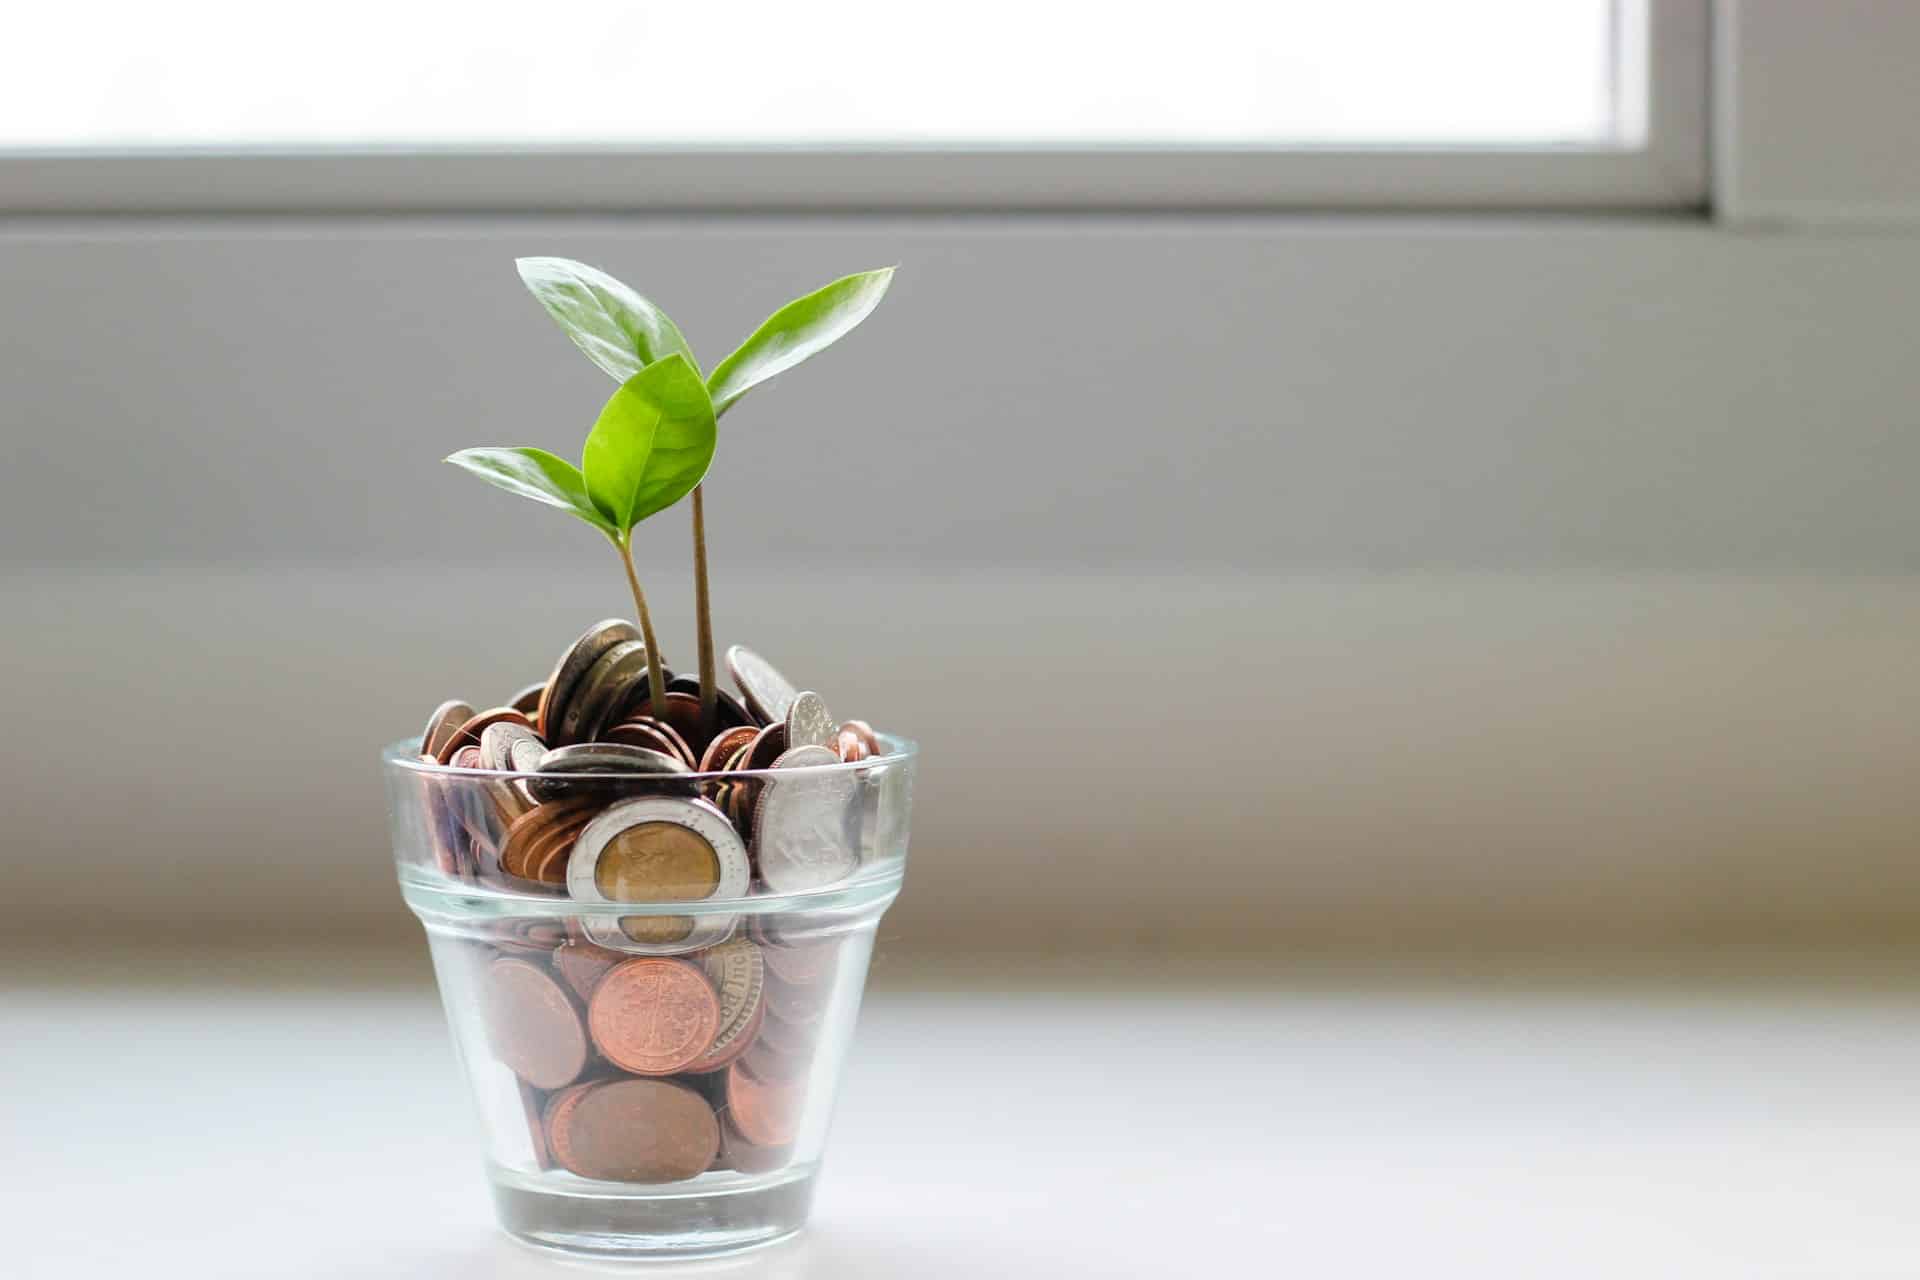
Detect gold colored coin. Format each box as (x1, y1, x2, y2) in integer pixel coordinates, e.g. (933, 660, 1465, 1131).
(594, 822, 722, 902)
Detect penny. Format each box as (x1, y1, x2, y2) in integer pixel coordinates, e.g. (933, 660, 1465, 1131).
(421, 699, 475, 758)
(726, 645, 799, 727)
(785, 691, 835, 750)
(483, 957, 588, 1090)
(685, 939, 766, 1073)
(726, 1061, 804, 1147)
(559, 1078, 719, 1184)
(716, 1117, 790, 1172)
(536, 619, 640, 744)
(587, 957, 722, 1075)
(754, 1005, 818, 1057)
(698, 725, 759, 774)
(436, 706, 535, 765)
(741, 722, 788, 772)
(553, 938, 627, 1002)
(508, 681, 546, 716)
(833, 726, 871, 763)
(499, 798, 599, 880)
(839, 719, 881, 756)
(740, 1037, 810, 1084)
(668, 674, 756, 730)
(559, 640, 656, 746)
(754, 745, 858, 892)
(528, 818, 590, 884)
(541, 1078, 603, 1173)
(622, 691, 711, 756)
(603, 718, 697, 769)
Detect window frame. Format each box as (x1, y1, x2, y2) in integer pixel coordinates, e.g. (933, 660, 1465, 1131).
(0, 0, 1708, 215)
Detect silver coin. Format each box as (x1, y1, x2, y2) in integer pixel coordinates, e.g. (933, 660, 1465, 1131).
(539, 619, 640, 743)
(785, 691, 835, 750)
(568, 796, 751, 954)
(558, 639, 654, 745)
(479, 721, 543, 772)
(529, 741, 688, 801)
(726, 644, 799, 726)
(754, 745, 859, 893)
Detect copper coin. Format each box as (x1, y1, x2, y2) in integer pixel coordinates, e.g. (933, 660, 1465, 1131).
(685, 939, 766, 1073)
(754, 1005, 818, 1057)
(668, 674, 756, 731)
(421, 699, 475, 758)
(622, 692, 710, 756)
(495, 918, 569, 957)
(699, 725, 759, 774)
(449, 744, 483, 770)
(536, 619, 641, 744)
(483, 957, 588, 1090)
(508, 681, 546, 716)
(500, 798, 600, 879)
(587, 958, 721, 1076)
(839, 720, 881, 755)
(558, 1078, 718, 1184)
(520, 1082, 552, 1170)
(529, 819, 590, 884)
(833, 727, 872, 763)
(553, 938, 627, 1002)
(542, 1078, 603, 1175)
(726, 645, 799, 727)
(740, 1037, 810, 1085)
(741, 722, 788, 772)
(603, 718, 698, 769)
(436, 706, 535, 765)
(715, 1117, 790, 1173)
(726, 1061, 804, 1147)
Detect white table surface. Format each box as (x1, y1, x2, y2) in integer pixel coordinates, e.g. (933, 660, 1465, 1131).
(4, 945, 1916, 1279)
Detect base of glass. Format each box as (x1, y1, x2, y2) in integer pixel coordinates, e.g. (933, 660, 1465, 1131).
(489, 1164, 817, 1260)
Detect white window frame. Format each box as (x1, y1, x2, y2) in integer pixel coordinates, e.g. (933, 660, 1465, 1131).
(0, 1, 1708, 215)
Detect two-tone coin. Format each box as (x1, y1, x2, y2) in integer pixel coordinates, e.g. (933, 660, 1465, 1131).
(567, 795, 751, 953)
(726, 645, 799, 726)
(536, 619, 640, 744)
(754, 745, 858, 893)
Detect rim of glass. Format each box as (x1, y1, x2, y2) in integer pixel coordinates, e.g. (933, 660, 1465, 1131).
(383, 732, 917, 783)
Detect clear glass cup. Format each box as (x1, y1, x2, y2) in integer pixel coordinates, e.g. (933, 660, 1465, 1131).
(383, 736, 916, 1259)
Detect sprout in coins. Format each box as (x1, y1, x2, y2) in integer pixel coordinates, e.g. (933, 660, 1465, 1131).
(445, 353, 716, 720)
(506, 257, 896, 735)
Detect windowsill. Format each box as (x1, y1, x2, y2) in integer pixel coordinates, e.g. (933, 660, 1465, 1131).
(10, 944, 1916, 1277)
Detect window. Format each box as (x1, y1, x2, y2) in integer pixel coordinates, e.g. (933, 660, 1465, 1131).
(0, 0, 1707, 211)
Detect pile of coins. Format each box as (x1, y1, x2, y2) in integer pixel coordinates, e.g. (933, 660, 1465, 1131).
(481, 922, 842, 1180)
(411, 620, 893, 1184)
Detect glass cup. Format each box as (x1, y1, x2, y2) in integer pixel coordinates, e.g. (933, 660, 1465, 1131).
(383, 735, 916, 1259)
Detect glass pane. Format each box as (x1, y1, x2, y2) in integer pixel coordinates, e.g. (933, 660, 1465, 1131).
(1, 1, 1621, 150)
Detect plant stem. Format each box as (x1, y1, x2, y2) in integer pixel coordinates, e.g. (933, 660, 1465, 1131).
(615, 535, 670, 720)
(690, 483, 718, 737)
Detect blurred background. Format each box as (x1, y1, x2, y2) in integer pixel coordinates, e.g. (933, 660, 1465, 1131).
(5, 2, 1920, 1274)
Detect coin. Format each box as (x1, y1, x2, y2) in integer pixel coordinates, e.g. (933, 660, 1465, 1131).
(839, 719, 881, 756)
(553, 938, 627, 1002)
(762, 937, 839, 986)
(558, 640, 654, 746)
(698, 725, 759, 774)
(520, 1082, 552, 1170)
(785, 691, 835, 751)
(540, 1078, 603, 1174)
(482, 957, 588, 1090)
(422, 699, 475, 758)
(741, 722, 788, 772)
(714, 1118, 790, 1173)
(685, 939, 766, 1073)
(726, 645, 799, 726)
(557, 1078, 719, 1183)
(499, 798, 599, 880)
(754, 1005, 818, 1057)
(623, 691, 711, 756)
(479, 721, 545, 772)
(567, 795, 750, 903)
(528, 742, 688, 802)
(603, 718, 697, 769)
(587, 957, 722, 1076)
(726, 1061, 803, 1148)
(508, 681, 546, 716)
(436, 706, 535, 765)
(667, 673, 756, 730)
(762, 970, 829, 1025)
(833, 726, 871, 763)
(740, 1036, 810, 1084)
(536, 619, 640, 743)
(754, 745, 858, 892)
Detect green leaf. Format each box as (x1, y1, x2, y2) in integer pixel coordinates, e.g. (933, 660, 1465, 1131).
(581, 354, 717, 534)
(516, 256, 697, 384)
(707, 267, 895, 417)
(444, 446, 615, 534)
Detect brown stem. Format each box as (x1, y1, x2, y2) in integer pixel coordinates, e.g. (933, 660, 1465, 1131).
(615, 535, 670, 720)
(691, 484, 718, 737)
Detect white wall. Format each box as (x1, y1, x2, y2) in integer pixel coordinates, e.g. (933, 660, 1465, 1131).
(4, 215, 1919, 946)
